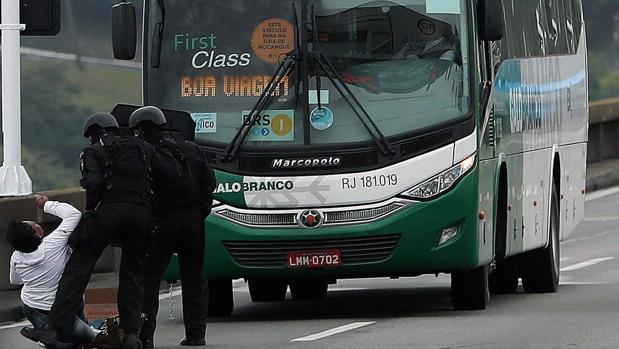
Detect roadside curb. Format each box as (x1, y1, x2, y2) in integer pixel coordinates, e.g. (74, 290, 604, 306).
(586, 167, 619, 192)
(0, 306, 23, 325)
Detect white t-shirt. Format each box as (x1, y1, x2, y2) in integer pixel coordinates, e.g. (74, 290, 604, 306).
(9, 201, 82, 311)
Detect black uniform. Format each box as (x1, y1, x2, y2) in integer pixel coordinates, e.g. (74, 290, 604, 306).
(48, 133, 179, 338)
(140, 134, 215, 343)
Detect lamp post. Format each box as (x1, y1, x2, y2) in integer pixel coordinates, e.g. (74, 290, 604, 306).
(0, 0, 33, 196)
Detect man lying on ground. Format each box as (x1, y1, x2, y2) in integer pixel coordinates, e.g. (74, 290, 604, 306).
(7, 195, 115, 348)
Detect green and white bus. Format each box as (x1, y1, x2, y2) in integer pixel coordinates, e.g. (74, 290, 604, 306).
(114, 0, 587, 315)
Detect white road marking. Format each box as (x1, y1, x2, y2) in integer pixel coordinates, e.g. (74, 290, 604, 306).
(560, 257, 615, 272)
(291, 322, 375, 342)
(559, 281, 609, 285)
(158, 286, 182, 300)
(586, 186, 619, 202)
(329, 288, 366, 292)
(161, 280, 245, 298)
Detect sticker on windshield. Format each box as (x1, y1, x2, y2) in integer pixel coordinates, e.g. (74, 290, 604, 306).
(310, 107, 334, 131)
(251, 18, 295, 64)
(192, 113, 217, 134)
(243, 110, 294, 142)
(426, 0, 461, 14)
(309, 90, 330, 105)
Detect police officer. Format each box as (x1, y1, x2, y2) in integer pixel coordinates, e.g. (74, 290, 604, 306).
(130, 107, 215, 348)
(37, 112, 179, 349)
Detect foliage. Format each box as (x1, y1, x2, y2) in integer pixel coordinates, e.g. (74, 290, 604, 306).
(583, 0, 619, 100)
(1, 59, 141, 192)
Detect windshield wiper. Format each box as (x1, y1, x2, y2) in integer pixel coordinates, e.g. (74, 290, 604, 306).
(309, 7, 395, 156)
(221, 8, 300, 163)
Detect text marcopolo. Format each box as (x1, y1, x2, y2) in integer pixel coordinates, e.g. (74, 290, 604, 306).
(272, 157, 342, 169)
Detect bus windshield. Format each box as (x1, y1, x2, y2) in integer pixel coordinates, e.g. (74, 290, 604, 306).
(145, 0, 471, 148)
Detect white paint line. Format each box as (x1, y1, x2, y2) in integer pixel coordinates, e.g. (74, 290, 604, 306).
(329, 287, 367, 292)
(291, 322, 376, 342)
(159, 286, 182, 301)
(0, 319, 29, 331)
(561, 257, 615, 272)
(586, 186, 619, 202)
(559, 281, 609, 285)
(161, 280, 244, 298)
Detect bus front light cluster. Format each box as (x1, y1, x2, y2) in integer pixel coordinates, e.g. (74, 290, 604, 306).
(438, 226, 459, 245)
(401, 154, 476, 200)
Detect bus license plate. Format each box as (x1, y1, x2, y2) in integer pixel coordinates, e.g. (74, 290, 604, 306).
(287, 250, 342, 268)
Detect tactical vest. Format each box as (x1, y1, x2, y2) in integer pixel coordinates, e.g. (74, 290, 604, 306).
(153, 136, 200, 211)
(96, 136, 152, 206)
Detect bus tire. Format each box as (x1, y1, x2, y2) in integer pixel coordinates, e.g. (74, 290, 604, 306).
(207, 278, 234, 317)
(489, 258, 519, 294)
(248, 279, 288, 302)
(521, 181, 560, 293)
(451, 264, 490, 310)
(290, 280, 328, 301)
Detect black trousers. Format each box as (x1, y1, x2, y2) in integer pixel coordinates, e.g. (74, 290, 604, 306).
(49, 203, 150, 337)
(140, 207, 207, 341)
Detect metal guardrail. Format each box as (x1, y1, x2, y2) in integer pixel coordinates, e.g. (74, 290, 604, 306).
(588, 98, 619, 163)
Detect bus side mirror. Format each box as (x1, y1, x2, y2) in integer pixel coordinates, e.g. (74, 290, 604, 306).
(112, 1, 137, 60)
(478, 0, 504, 41)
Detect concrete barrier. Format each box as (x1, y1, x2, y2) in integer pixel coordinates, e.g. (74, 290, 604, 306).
(588, 97, 619, 163)
(0, 188, 120, 291)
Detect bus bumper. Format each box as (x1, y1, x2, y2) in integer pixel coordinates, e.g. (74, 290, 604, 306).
(164, 170, 485, 281)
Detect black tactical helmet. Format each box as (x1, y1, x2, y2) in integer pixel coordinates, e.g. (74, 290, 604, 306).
(82, 113, 120, 138)
(129, 106, 167, 129)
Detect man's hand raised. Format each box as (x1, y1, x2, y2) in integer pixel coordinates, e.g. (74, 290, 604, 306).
(35, 195, 49, 209)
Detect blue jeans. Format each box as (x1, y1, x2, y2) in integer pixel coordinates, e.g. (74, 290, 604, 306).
(22, 303, 95, 347)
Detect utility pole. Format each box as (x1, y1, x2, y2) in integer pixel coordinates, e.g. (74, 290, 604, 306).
(0, 0, 33, 196)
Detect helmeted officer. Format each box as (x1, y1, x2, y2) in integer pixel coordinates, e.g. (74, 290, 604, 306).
(38, 112, 179, 349)
(130, 106, 215, 348)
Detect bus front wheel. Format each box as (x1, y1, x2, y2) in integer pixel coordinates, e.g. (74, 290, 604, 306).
(451, 264, 490, 310)
(207, 278, 234, 317)
(521, 181, 560, 293)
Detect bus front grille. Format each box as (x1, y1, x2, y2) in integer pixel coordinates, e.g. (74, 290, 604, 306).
(224, 234, 401, 268)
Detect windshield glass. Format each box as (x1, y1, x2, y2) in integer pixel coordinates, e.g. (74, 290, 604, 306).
(146, 0, 470, 147)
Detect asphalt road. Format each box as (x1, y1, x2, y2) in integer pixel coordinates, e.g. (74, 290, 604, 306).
(3, 188, 619, 348)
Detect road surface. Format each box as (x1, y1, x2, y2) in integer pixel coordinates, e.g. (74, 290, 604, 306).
(3, 188, 619, 348)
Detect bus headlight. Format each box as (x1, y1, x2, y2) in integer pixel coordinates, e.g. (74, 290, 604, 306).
(401, 154, 476, 200)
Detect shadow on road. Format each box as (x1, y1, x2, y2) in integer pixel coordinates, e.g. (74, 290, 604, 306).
(212, 286, 496, 323)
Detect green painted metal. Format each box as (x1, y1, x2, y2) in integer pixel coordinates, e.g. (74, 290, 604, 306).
(164, 168, 483, 282)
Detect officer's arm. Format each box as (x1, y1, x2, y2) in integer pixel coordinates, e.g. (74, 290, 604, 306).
(151, 144, 182, 183)
(199, 154, 216, 196)
(195, 146, 216, 217)
(79, 148, 105, 211)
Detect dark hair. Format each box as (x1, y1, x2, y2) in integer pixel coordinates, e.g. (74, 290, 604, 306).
(6, 221, 41, 253)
